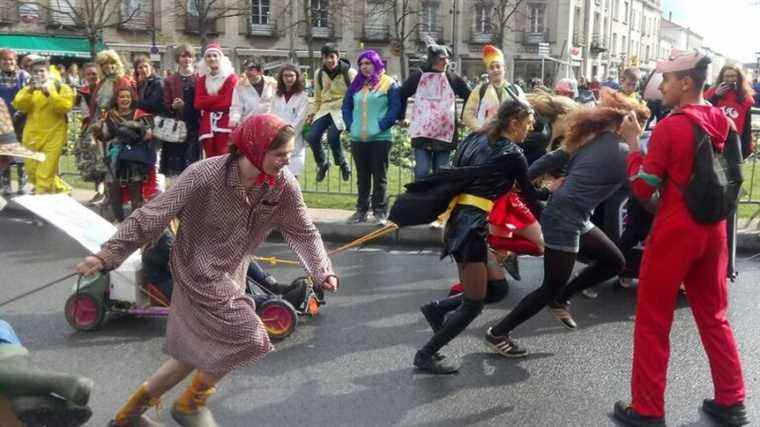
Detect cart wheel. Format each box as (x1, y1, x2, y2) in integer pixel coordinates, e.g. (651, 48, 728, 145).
(258, 299, 297, 339)
(64, 293, 106, 331)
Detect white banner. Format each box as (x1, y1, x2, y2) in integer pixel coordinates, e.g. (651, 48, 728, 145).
(14, 194, 142, 302)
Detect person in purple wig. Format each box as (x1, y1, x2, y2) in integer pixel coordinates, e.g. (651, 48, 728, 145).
(341, 49, 402, 224)
(348, 50, 385, 93)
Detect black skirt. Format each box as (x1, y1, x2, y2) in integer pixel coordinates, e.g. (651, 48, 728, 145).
(160, 130, 201, 176)
(442, 205, 489, 264)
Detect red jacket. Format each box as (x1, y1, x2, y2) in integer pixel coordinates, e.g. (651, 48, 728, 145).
(705, 87, 754, 157)
(628, 104, 731, 234)
(194, 73, 238, 141)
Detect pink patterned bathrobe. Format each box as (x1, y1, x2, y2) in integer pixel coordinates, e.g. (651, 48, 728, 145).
(97, 155, 335, 375)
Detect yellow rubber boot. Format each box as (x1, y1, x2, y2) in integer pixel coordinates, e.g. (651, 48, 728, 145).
(109, 382, 162, 427)
(170, 374, 218, 427)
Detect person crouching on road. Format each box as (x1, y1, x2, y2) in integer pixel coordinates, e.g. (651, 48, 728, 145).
(76, 114, 339, 427)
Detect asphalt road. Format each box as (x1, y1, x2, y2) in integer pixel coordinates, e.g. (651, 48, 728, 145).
(1, 204, 758, 427)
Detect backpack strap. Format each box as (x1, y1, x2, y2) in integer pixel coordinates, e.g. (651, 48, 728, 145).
(669, 124, 710, 194)
(479, 83, 488, 100)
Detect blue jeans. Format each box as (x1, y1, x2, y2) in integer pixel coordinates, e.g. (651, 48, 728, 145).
(306, 114, 346, 167)
(413, 148, 451, 181)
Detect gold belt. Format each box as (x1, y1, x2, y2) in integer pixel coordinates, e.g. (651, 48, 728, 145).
(437, 193, 494, 225)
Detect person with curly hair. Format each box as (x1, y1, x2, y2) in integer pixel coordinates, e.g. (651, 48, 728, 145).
(484, 89, 650, 354)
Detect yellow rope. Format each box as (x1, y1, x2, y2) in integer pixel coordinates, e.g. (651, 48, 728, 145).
(254, 222, 400, 267)
(253, 256, 301, 266)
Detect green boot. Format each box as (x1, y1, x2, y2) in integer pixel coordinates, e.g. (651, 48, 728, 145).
(11, 395, 92, 427)
(0, 364, 93, 406)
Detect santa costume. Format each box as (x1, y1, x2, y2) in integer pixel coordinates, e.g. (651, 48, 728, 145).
(194, 43, 238, 157)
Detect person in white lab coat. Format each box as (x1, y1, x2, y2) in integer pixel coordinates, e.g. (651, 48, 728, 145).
(229, 61, 277, 128)
(271, 64, 308, 177)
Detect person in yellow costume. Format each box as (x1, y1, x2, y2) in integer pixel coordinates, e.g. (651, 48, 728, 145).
(12, 55, 74, 194)
(463, 45, 525, 131)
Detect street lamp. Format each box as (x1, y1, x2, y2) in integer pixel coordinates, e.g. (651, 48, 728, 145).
(449, 0, 460, 72)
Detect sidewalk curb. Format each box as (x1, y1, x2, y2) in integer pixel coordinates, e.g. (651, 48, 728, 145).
(273, 218, 444, 248)
(62, 189, 760, 251)
(737, 230, 760, 252)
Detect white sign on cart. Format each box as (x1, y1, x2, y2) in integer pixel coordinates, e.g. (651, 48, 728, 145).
(13, 194, 142, 303)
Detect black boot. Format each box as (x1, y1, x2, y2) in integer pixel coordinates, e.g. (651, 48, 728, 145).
(613, 401, 665, 427)
(413, 350, 459, 374)
(1, 168, 11, 196)
(339, 162, 351, 181)
(16, 164, 27, 195)
(414, 297, 484, 375)
(420, 295, 462, 332)
(316, 163, 330, 183)
(702, 399, 749, 426)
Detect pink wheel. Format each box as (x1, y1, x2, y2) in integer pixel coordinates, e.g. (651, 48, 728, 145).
(258, 299, 297, 339)
(64, 293, 105, 331)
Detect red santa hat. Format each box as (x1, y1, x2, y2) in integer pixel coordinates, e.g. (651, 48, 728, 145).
(204, 42, 224, 57)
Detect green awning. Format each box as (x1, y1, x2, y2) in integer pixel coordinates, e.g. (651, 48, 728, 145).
(0, 34, 102, 59)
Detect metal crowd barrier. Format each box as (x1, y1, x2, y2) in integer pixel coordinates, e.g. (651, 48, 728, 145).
(58, 106, 760, 216)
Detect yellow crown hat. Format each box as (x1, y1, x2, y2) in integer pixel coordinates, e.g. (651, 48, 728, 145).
(482, 44, 505, 67)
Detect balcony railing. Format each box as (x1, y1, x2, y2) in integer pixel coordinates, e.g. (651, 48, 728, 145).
(311, 25, 333, 39)
(470, 30, 494, 44)
(590, 33, 607, 52)
(418, 25, 443, 43)
(523, 31, 548, 44)
(247, 19, 276, 37)
(572, 31, 585, 46)
(184, 15, 218, 35)
(362, 24, 390, 41)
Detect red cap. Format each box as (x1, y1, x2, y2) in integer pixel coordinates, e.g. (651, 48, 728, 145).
(656, 49, 707, 73)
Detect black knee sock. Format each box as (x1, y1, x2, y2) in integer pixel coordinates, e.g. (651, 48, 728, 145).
(484, 279, 509, 305)
(433, 294, 463, 314)
(420, 297, 484, 356)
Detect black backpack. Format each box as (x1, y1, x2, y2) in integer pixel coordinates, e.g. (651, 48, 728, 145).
(679, 124, 743, 224)
(316, 61, 352, 92)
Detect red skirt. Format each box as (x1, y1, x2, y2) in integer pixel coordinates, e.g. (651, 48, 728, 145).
(488, 192, 536, 233)
(487, 192, 541, 256)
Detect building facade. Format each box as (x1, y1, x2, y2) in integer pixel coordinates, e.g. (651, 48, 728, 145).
(0, 0, 744, 87)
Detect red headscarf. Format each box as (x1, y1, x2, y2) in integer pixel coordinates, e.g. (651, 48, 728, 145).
(230, 114, 288, 187)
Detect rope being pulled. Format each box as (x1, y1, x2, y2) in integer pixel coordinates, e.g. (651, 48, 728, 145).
(255, 222, 399, 267)
(0, 224, 400, 308)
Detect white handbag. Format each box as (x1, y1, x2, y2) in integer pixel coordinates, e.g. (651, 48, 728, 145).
(153, 116, 188, 143)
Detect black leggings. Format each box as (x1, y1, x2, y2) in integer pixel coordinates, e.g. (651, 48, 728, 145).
(491, 227, 624, 335)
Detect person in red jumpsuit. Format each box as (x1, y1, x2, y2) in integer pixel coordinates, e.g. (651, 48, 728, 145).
(614, 51, 748, 427)
(195, 42, 238, 158)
